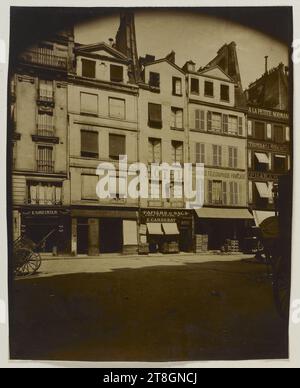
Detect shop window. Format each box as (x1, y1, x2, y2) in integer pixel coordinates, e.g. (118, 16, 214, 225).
(229, 147, 238, 168)
(110, 64, 124, 83)
(80, 92, 98, 115)
(195, 143, 205, 164)
(37, 145, 54, 173)
(148, 138, 162, 163)
(191, 78, 199, 94)
(254, 121, 266, 140)
(220, 84, 230, 102)
(171, 107, 183, 129)
(273, 155, 286, 173)
(172, 77, 182, 96)
(109, 97, 125, 119)
(195, 110, 205, 131)
(212, 145, 222, 167)
(274, 125, 285, 144)
(81, 130, 99, 159)
(171, 141, 184, 164)
(148, 103, 162, 128)
(149, 72, 160, 88)
(109, 134, 126, 160)
(81, 59, 96, 78)
(27, 182, 62, 205)
(204, 81, 214, 97)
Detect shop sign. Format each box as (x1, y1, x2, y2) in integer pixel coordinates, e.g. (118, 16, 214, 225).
(249, 171, 279, 181)
(141, 209, 191, 223)
(248, 141, 289, 153)
(22, 208, 70, 217)
(205, 169, 246, 180)
(249, 107, 289, 121)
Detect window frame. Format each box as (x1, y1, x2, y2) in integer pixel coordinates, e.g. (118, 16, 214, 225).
(81, 58, 96, 79)
(220, 84, 230, 102)
(204, 80, 214, 97)
(80, 130, 99, 159)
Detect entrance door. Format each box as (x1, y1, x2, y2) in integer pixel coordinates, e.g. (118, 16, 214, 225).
(25, 222, 58, 253)
(77, 218, 88, 254)
(99, 218, 123, 253)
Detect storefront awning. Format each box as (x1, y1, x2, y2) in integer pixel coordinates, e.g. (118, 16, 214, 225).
(255, 182, 271, 199)
(162, 223, 180, 235)
(147, 223, 163, 235)
(253, 210, 275, 227)
(255, 152, 269, 164)
(195, 208, 253, 220)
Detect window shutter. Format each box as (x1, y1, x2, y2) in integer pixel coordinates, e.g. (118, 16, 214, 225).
(176, 109, 183, 128)
(222, 181, 227, 205)
(213, 145, 217, 166)
(248, 150, 252, 168)
(228, 147, 233, 168)
(234, 148, 238, 168)
(109, 98, 125, 119)
(267, 123, 272, 139)
(81, 175, 98, 199)
(222, 114, 228, 133)
(249, 181, 253, 204)
(238, 117, 243, 136)
(286, 126, 290, 142)
(80, 93, 98, 114)
(200, 110, 205, 131)
(208, 180, 213, 204)
(109, 134, 126, 159)
(207, 111, 212, 131)
(195, 143, 200, 163)
(201, 144, 205, 164)
(195, 110, 200, 130)
(81, 130, 98, 156)
(248, 120, 253, 136)
(219, 146, 222, 167)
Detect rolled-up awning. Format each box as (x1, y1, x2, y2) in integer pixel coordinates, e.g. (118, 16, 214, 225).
(162, 223, 180, 235)
(147, 223, 163, 235)
(253, 210, 275, 227)
(255, 182, 271, 198)
(255, 152, 269, 164)
(195, 207, 253, 219)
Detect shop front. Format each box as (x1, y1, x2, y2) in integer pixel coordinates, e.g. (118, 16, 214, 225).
(21, 207, 71, 254)
(71, 207, 139, 256)
(139, 209, 194, 254)
(194, 207, 253, 252)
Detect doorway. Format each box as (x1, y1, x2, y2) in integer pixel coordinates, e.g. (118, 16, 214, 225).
(77, 218, 88, 254)
(99, 218, 123, 253)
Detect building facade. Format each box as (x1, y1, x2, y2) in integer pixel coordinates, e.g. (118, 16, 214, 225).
(10, 31, 73, 253)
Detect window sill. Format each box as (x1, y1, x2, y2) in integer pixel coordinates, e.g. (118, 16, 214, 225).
(172, 93, 183, 97)
(148, 121, 163, 129)
(80, 112, 98, 117)
(204, 94, 214, 98)
(171, 127, 184, 131)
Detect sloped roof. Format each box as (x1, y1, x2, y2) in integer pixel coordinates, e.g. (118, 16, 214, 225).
(75, 42, 128, 60)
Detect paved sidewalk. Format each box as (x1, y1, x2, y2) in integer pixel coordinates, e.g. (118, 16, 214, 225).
(18, 252, 255, 279)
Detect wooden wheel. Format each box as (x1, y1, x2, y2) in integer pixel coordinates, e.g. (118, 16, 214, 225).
(14, 248, 42, 276)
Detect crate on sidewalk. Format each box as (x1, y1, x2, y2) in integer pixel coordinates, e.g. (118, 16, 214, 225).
(222, 239, 240, 253)
(195, 234, 208, 253)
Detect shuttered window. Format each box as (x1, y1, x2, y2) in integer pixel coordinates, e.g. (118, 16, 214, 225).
(211, 181, 222, 205)
(195, 143, 205, 164)
(80, 92, 98, 115)
(229, 182, 239, 205)
(82, 59, 96, 78)
(212, 145, 222, 167)
(37, 146, 54, 173)
(228, 115, 238, 135)
(238, 117, 243, 136)
(148, 138, 162, 163)
(81, 130, 99, 158)
(110, 64, 124, 82)
(148, 103, 162, 128)
(207, 111, 212, 132)
(222, 114, 228, 133)
(109, 134, 126, 160)
(109, 98, 125, 119)
(229, 147, 238, 168)
(172, 141, 184, 164)
(195, 110, 205, 131)
(171, 107, 183, 129)
(222, 182, 227, 205)
(254, 122, 266, 140)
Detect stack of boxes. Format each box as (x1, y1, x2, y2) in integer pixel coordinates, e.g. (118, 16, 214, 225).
(222, 239, 240, 253)
(195, 234, 209, 253)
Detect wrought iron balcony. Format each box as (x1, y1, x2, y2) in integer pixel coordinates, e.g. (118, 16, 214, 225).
(37, 160, 55, 173)
(36, 124, 55, 138)
(19, 50, 67, 70)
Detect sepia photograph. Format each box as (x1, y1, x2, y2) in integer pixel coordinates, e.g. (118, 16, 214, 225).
(5, 4, 295, 364)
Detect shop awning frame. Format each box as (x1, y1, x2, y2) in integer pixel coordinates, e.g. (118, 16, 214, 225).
(195, 207, 253, 220)
(162, 223, 180, 235)
(147, 223, 163, 235)
(255, 182, 271, 199)
(255, 152, 269, 164)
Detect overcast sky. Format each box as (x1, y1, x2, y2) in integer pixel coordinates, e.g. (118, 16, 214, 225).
(75, 9, 289, 89)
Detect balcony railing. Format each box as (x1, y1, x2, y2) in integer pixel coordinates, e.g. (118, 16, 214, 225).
(36, 124, 55, 137)
(37, 91, 54, 105)
(37, 160, 55, 173)
(19, 50, 67, 70)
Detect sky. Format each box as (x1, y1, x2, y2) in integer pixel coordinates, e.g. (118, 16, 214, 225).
(75, 10, 289, 89)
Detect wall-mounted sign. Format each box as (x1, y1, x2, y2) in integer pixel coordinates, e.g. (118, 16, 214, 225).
(140, 209, 191, 224)
(22, 208, 70, 217)
(248, 171, 280, 181)
(205, 169, 246, 180)
(248, 107, 289, 121)
(248, 141, 289, 153)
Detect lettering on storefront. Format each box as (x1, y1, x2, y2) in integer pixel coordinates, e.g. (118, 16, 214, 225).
(22, 209, 70, 217)
(248, 141, 289, 153)
(205, 170, 246, 180)
(141, 209, 191, 224)
(248, 171, 279, 181)
(249, 107, 289, 121)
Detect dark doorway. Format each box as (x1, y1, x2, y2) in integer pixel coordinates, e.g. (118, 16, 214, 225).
(77, 218, 88, 254)
(99, 218, 123, 253)
(25, 222, 58, 253)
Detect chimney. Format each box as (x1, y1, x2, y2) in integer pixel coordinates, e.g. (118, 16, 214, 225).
(166, 50, 176, 64)
(108, 38, 114, 47)
(265, 56, 269, 74)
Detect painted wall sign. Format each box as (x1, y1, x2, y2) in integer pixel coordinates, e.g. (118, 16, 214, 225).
(248, 171, 280, 181)
(205, 169, 246, 180)
(248, 106, 289, 121)
(141, 209, 191, 223)
(248, 141, 289, 153)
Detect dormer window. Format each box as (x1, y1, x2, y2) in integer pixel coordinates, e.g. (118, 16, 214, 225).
(82, 59, 96, 78)
(149, 72, 160, 88)
(110, 64, 124, 83)
(220, 84, 230, 102)
(205, 81, 214, 97)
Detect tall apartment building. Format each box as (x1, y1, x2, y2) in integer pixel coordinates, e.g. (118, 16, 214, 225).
(245, 62, 291, 225)
(10, 31, 73, 253)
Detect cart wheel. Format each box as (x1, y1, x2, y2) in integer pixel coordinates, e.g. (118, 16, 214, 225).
(273, 255, 291, 320)
(14, 249, 42, 276)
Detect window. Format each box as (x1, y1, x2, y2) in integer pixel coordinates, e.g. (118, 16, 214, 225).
(81, 175, 98, 200)
(172, 77, 182, 96)
(80, 92, 98, 115)
(148, 138, 162, 163)
(171, 107, 183, 129)
(27, 182, 62, 205)
(220, 84, 229, 101)
(149, 72, 160, 88)
(204, 81, 214, 97)
(208, 180, 222, 205)
(110, 64, 123, 83)
(222, 114, 228, 133)
(148, 103, 162, 128)
(191, 78, 199, 94)
(81, 130, 99, 159)
(274, 155, 286, 173)
(109, 98, 125, 119)
(267, 124, 272, 139)
(212, 145, 222, 167)
(81, 59, 96, 78)
(195, 143, 205, 164)
(37, 112, 54, 136)
(208, 112, 222, 133)
(254, 122, 266, 140)
(39, 79, 53, 101)
(172, 141, 184, 164)
(229, 182, 239, 205)
(238, 117, 243, 136)
(228, 116, 238, 136)
(195, 110, 205, 131)
(248, 120, 253, 136)
(274, 125, 285, 144)
(229, 147, 238, 168)
(254, 152, 269, 173)
(37, 146, 54, 173)
(109, 134, 126, 160)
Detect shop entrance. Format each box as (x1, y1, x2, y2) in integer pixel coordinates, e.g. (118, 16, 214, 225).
(77, 218, 88, 254)
(99, 218, 123, 253)
(24, 221, 58, 253)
